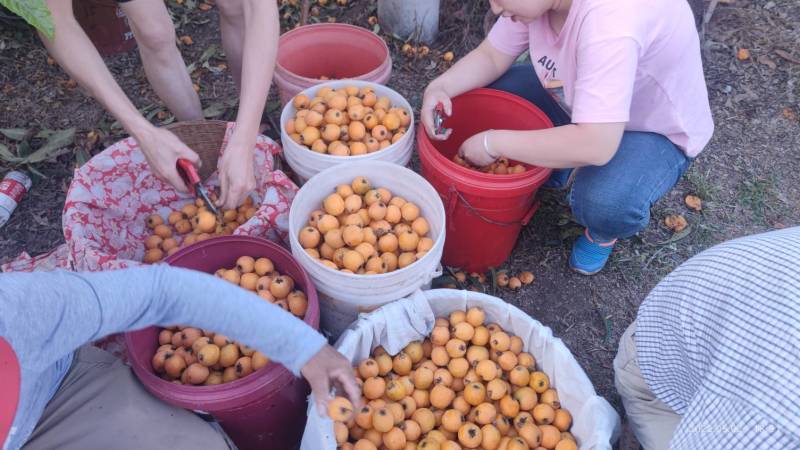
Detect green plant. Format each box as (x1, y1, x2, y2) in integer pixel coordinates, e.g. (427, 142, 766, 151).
(1, 0, 54, 38)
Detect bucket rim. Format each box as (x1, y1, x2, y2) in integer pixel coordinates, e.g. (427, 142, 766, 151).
(289, 160, 446, 281)
(417, 88, 554, 193)
(276, 23, 391, 84)
(280, 79, 415, 163)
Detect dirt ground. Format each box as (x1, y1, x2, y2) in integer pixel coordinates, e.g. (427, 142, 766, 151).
(1, 0, 798, 446)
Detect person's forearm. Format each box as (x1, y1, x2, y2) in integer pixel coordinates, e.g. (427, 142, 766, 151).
(492, 123, 625, 168)
(39, 2, 152, 139)
(427, 40, 513, 98)
(231, 0, 278, 142)
(0, 266, 325, 375)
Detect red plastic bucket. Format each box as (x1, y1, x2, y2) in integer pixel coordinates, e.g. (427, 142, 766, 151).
(73, 0, 136, 56)
(274, 23, 392, 106)
(125, 236, 320, 450)
(417, 88, 553, 273)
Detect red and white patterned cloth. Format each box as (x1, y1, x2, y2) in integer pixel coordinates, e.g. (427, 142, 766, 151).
(1, 122, 298, 359)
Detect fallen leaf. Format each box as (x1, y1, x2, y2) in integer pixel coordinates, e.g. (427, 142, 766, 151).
(46, 56, 55, 65)
(217, 63, 227, 70)
(0, 128, 30, 141)
(685, 195, 702, 211)
(86, 130, 99, 147)
(783, 108, 798, 122)
(773, 222, 786, 229)
(737, 48, 750, 61)
(60, 79, 77, 89)
(775, 49, 800, 64)
(664, 214, 688, 233)
(757, 55, 777, 69)
(192, 83, 200, 93)
(179, 35, 194, 45)
(198, 2, 212, 11)
(156, 111, 169, 120)
(368, 16, 377, 26)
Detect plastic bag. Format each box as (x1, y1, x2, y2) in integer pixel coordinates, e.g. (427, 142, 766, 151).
(300, 289, 621, 450)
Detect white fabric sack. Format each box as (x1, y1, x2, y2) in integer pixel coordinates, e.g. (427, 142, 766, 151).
(300, 289, 621, 449)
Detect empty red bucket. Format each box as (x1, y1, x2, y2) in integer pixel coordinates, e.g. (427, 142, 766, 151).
(274, 23, 392, 106)
(125, 236, 320, 450)
(417, 88, 553, 273)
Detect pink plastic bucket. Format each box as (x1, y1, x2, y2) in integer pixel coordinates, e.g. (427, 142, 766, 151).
(125, 236, 320, 450)
(274, 23, 392, 106)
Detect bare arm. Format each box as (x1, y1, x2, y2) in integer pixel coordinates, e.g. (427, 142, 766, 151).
(472, 122, 626, 168)
(421, 40, 517, 139)
(39, 0, 200, 190)
(216, 0, 280, 210)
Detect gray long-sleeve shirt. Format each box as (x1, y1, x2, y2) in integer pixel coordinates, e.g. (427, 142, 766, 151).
(0, 265, 327, 450)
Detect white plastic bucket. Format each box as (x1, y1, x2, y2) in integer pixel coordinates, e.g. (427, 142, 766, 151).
(280, 80, 415, 184)
(300, 289, 621, 450)
(288, 161, 445, 339)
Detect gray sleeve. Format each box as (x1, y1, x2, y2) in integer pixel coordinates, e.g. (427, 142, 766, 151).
(0, 265, 326, 376)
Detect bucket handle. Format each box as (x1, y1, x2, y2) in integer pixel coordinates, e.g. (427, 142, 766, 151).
(445, 186, 541, 228)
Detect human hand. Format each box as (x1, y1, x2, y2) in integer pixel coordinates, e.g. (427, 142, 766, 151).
(459, 130, 500, 167)
(421, 85, 453, 140)
(301, 345, 362, 417)
(216, 132, 256, 210)
(134, 126, 201, 192)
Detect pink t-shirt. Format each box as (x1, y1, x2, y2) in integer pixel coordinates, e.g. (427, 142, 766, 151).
(488, 0, 714, 157)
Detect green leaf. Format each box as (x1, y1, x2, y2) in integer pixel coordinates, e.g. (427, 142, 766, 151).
(23, 128, 75, 164)
(0, 0, 55, 38)
(75, 147, 91, 168)
(203, 102, 228, 118)
(0, 128, 29, 141)
(0, 142, 19, 163)
(16, 140, 31, 158)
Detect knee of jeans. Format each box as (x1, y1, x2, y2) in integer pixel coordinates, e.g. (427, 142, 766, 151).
(570, 183, 650, 239)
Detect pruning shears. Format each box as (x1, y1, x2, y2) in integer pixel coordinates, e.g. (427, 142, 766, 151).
(434, 103, 451, 136)
(176, 158, 220, 216)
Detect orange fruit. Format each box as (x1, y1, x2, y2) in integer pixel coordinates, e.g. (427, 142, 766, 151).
(539, 425, 560, 449)
(143, 248, 164, 264)
(533, 403, 555, 426)
(530, 372, 550, 394)
(552, 408, 571, 432)
(540, 389, 560, 409)
(328, 396, 355, 422)
(364, 376, 386, 399)
(457, 422, 482, 448)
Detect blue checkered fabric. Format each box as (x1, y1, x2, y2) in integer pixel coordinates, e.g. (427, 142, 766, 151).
(636, 227, 800, 450)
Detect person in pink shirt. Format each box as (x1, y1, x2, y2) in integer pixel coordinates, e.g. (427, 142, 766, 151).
(422, 0, 714, 275)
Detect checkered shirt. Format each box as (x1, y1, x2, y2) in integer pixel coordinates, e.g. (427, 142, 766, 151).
(636, 227, 800, 449)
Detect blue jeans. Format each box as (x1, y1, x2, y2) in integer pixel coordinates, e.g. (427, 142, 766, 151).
(488, 65, 691, 241)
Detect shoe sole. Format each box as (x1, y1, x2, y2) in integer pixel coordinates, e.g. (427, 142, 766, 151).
(569, 264, 602, 276)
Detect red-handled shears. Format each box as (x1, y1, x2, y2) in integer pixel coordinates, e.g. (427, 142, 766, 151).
(176, 158, 220, 216)
(434, 103, 451, 136)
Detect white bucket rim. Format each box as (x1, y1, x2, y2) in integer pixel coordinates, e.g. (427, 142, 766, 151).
(289, 160, 446, 281)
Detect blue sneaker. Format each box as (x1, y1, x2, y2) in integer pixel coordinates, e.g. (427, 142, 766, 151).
(569, 229, 617, 275)
(543, 168, 574, 189)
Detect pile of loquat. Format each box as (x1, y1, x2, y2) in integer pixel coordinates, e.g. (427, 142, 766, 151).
(286, 85, 411, 156)
(298, 176, 433, 274)
(452, 155, 527, 176)
(143, 195, 259, 264)
(327, 307, 576, 450)
(150, 256, 308, 385)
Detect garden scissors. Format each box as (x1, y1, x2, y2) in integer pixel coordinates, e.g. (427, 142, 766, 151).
(434, 103, 451, 136)
(176, 158, 220, 216)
